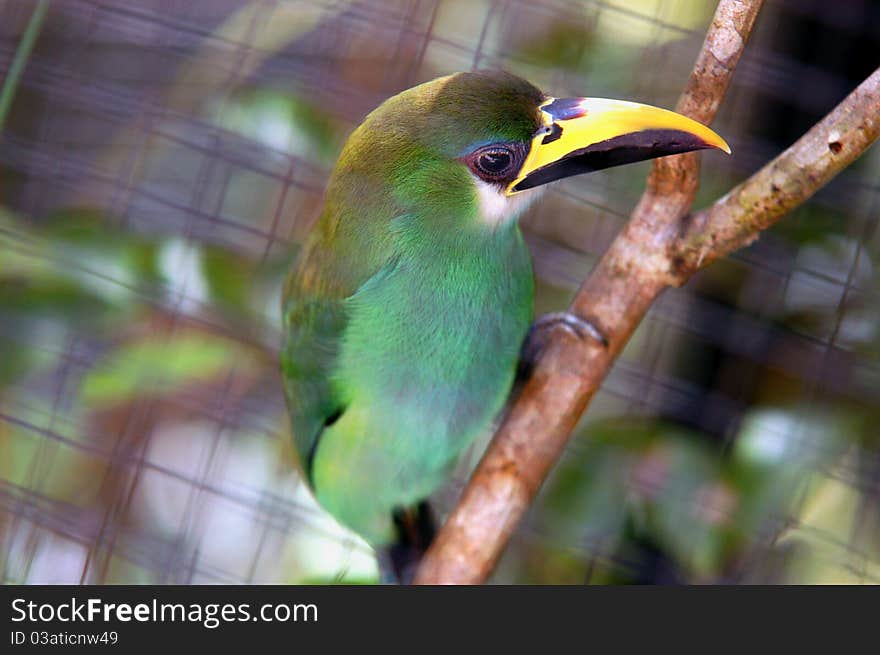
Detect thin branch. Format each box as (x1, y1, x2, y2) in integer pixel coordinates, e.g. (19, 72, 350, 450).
(673, 65, 880, 277)
(413, 0, 769, 584)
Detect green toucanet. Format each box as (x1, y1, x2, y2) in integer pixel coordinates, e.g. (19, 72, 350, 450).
(280, 71, 728, 577)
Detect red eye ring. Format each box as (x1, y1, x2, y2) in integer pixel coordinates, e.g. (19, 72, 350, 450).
(465, 143, 525, 183)
(475, 147, 514, 177)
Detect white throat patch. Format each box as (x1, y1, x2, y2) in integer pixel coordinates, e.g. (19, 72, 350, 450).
(473, 178, 543, 227)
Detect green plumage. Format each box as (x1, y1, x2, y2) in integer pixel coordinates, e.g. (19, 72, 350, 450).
(281, 67, 730, 560)
(281, 71, 543, 544)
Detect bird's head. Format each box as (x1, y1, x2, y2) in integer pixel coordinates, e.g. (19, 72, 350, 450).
(332, 71, 729, 228)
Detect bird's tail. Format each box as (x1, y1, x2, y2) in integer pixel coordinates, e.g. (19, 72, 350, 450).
(378, 501, 436, 584)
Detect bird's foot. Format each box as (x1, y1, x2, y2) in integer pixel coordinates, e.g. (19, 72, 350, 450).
(377, 501, 436, 585)
(376, 550, 403, 585)
(533, 311, 609, 346)
(518, 311, 608, 378)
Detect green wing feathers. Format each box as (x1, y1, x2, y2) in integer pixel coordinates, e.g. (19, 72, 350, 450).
(281, 197, 400, 481)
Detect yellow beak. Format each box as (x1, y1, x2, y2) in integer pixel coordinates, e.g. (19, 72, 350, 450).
(508, 97, 730, 194)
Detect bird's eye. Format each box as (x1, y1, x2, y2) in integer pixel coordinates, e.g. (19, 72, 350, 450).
(477, 148, 512, 175)
(467, 144, 522, 182)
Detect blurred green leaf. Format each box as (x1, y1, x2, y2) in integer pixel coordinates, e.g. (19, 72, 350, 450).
(513, 21, 597, 70)
(775, 453, 880, 583)
(212, 89, 343, 165)
(201, 246, 260, 315)
(537, 419, 732, 580)
(81, 332, 259, 408)
(1, 206, 163, 317)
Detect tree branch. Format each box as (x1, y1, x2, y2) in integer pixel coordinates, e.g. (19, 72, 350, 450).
(413, 0, 777, 585)
(673, 65, 880, 277)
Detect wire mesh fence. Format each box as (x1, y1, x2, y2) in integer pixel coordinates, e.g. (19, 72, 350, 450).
(0, 0, 878, 584)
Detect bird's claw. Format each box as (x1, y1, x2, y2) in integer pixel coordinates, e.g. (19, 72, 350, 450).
(518, 311, 608, 379)
(531, 311, 608, 348)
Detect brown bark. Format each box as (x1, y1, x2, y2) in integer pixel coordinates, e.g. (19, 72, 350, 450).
(415, 1, 874, 584)
(673, 66, 880, 277)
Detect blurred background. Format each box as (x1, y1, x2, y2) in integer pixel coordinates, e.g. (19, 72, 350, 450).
(0, 0, 878, 584)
